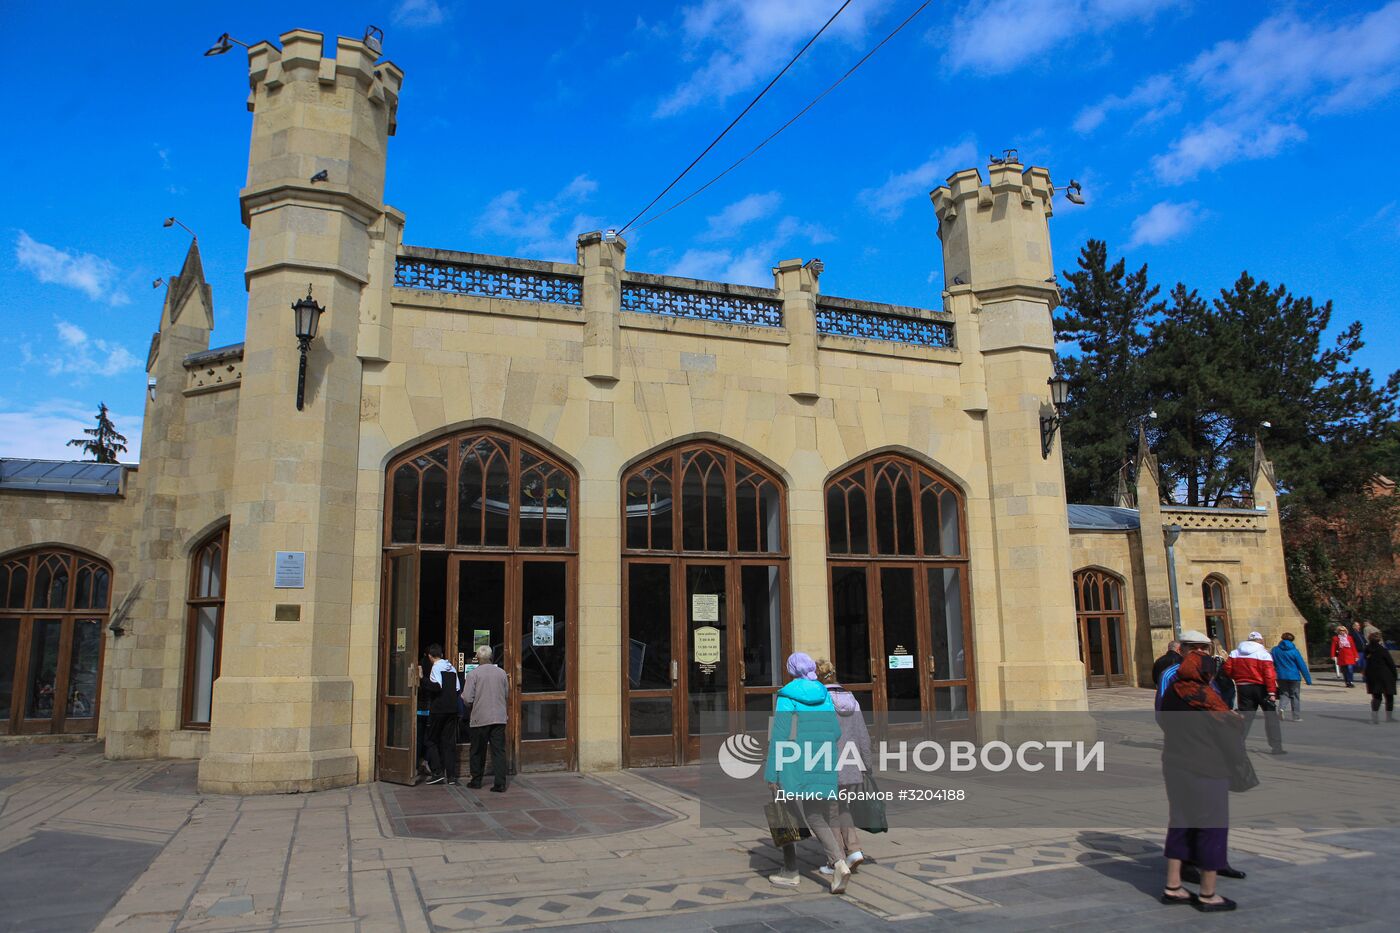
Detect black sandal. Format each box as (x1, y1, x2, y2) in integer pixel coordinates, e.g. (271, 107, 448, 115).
(1160, 885, 1196, 905)
(1193, 894, 1237, 912)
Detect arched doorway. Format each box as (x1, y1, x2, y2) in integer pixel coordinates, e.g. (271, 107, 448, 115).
(1073, 568, 1128, 688)
(825, 455, 974, 721)
(1202, 576, 1232, 646)
(0, 547, 110, 735)
(622, 441, 791, 766)
(376, 429, 577, 783)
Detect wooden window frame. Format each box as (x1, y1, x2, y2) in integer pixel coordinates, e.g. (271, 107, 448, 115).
(823, 455, 976, 718)
(1073, 567, 1129, 687)
(0, 547, 111, 736)
(1202, 575, 1232, 647)
(181, 526, 229, 730)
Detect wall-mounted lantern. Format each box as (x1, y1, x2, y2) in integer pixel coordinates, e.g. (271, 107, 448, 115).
(1040, 374, 1071, 459)
(291, 285, 325, 411)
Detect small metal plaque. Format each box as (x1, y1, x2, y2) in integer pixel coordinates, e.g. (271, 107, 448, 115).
(275, 604, 301, 622)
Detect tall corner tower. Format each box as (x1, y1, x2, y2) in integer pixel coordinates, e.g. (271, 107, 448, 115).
(199, 29, 403, 794)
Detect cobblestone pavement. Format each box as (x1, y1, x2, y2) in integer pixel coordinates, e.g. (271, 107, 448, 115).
(1, 681, 1396, 932)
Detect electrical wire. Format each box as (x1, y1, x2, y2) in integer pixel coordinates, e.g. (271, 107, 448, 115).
(617, 0, 854, 235)
(634, 0, 934, 233)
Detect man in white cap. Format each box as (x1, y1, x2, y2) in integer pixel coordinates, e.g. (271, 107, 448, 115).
(1225, 632, 1285, 754)
(1156, 630, 1211, 705)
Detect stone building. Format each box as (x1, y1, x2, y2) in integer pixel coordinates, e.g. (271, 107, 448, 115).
(0, 29, 1306, 793)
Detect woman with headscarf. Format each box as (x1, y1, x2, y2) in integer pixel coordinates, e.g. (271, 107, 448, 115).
(1363, 631, 1397, 724)
(1331, 625, 1359, 687)
(763, 651, 848, 893)
(816, 658, 873, 875)
(1158, 649, 1246, 912)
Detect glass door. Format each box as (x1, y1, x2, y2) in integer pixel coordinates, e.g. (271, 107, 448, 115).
(624, 560, 679, 766)
(517, 558, 572, 770)
(457, 556, 508, 774)
(684, 562, 729, 762)
(376, 549, 418, 785)
(736, 562, 785, 718)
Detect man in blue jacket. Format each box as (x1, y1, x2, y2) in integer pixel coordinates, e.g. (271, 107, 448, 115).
(1271, 632, 1312, 722)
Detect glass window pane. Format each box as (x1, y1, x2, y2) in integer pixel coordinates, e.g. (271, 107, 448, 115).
(388, 556, 415, 696)
(458, 441, 487, 547)
(919, 484, 939, 557)
(736, 478, 759, 553)
(928, 567, 966, 680)
(830, 567, 871, 684)
(198, 544, 223, 599)
(847, 485, 869, 554)
(521, 700, 567, 740)
(33, 556, 68, 610)
(705, 460, 728, 552)
(743, 692, 773, 717)
(25, 619, 62, 719)
(458, 560, 506, 669)
(384, 704, 410, 749)
(391, 464, 419, 544)
(483, 445, 511, 547)
(879, 567, 919, 713)
(627, 564, 672, 689)
(2, 563, 26, 608)
(934, 685, 969, 721)
(520, 562, 567, 693)
(519, 455, 547, 548)
(191, 606, 219, 723)
(740, 565, 782, 687)
(0, 618, 18, 722)
(545, 473, 570, 549)
(1107, 618, 1125, 676)
(939, 489, 961, 556)
(626, 475, 650, 550)
(650, 469, 672, 550)
(629, 697, 673, 736)
(420, 463, 447, 545)
(92, 567, 110, 609)
(75, 566, 93, 609)
(65, 620, 101, 719)
(687, 564, 728, 734)
(826, 485, 848, 554)
(1086, 619, 1106, 675)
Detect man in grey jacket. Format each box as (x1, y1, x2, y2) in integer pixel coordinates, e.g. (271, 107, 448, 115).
(461, 645, 510, 792)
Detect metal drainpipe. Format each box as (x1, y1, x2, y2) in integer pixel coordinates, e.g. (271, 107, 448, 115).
(1164, 524, 1183, 639)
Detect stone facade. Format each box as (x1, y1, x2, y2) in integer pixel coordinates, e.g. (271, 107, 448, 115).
(0, 28, 1307, 791)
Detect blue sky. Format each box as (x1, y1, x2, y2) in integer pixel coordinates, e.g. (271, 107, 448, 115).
(3, 0, 1399, 461)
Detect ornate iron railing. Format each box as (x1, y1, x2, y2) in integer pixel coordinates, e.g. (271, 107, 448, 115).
(815, 303, 955, 348)
(395, 257, 582, 305)
(620, 281, 783, 328)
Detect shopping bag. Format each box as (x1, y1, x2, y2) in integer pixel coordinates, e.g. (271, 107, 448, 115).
(1228, 752, 1260, 793)
(764, 800, 804, 848)
(850, 773, 889, 833)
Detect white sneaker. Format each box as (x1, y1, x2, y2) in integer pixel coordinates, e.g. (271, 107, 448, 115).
(830, 859, 851, 894)
(847, 850, 865, 871)
(818, 864, 834, 876)
(769, 872, 800, 888)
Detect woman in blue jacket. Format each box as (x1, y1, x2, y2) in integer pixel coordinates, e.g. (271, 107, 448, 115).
(764, 652, 848, 893)
(1271, 633, 1312, 722)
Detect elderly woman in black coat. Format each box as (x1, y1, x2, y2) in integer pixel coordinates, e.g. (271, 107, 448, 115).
(1363, 632, 1397, 724)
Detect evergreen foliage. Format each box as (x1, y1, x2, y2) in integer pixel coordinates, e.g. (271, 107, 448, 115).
(67, 402, 128, 464)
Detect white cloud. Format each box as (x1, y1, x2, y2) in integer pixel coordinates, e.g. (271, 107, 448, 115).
(475, 175, 603, 262)
(392, 0, 447, 28)
(1151, 120, 1305, 184)
(699, 192, 782, 241)
(0, 398, 141, 462)
(14, 232, 131, 306)
(1073, 73, 1180, 134)
(1125, 200, 1199, 249)
(32, 319, 141, 379)
(665, 210, 832, 287)
(656, 0, 890, 116)
(944, 0, 1179, 75)
(857, 140, 979, 220)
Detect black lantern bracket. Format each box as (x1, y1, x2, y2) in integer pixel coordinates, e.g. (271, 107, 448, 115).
(291, 285, 325, 411)
(1040, 374, 1070, 459)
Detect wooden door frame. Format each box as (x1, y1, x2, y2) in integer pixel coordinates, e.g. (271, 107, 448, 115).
(620, 557, 682, 768)
(375, 547, 419, 785)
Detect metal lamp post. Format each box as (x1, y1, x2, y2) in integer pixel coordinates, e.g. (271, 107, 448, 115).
(291, 286, 325, 411)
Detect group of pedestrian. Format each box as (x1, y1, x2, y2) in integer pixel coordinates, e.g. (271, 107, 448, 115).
(763, 652, 874, 895)
(419, 644, 510, 792)
(1330, 623, 1396, 722)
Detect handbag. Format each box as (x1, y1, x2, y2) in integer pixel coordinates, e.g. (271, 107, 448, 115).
(850, 772, 888, 834)
(764, 800, 805, 848)
(1228, 752, 1259, 793)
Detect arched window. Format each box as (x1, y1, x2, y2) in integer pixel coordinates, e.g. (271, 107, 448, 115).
(0, 547, 111, 735)
(183, 527, 228, 728)
(825, 455, 972, 721)
(378, 429, 578, 780)
(621, 441, 789, 767)
(1202, 576, 1231, 646)
(1073, 568, 1128, 687)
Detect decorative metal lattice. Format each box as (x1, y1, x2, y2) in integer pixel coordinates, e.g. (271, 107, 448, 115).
(816, 305, 955, 348)
(395, 257, 582, 305)
(621, 282, 783, 328)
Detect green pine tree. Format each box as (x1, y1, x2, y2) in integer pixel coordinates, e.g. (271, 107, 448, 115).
(1053, 240, 1163, 503)
(67, 402, 128, 464)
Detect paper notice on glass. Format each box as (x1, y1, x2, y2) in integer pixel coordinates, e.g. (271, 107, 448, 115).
(532, 615, 555, 646)
(473, 629, 492, 651)
(693, 625, 722, 665)
(692, 594, 719, 622)
(888, 654, 914, 670)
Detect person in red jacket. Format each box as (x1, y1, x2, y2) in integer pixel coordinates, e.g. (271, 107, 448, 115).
(1330, 625, 1359, 688)
(1223, 632, 1284, 755)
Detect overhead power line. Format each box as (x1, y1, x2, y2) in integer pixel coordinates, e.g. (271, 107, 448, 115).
(634, 0, 934, 233)
(617, 0, 855, 235)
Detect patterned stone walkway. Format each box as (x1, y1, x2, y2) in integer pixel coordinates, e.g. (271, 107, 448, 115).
(0, 682, 1396, 932)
